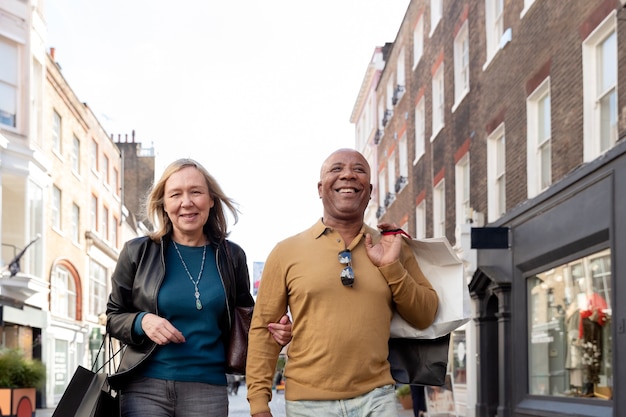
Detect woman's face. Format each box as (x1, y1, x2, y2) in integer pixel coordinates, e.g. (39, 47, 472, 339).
(163, 166, 214, 242)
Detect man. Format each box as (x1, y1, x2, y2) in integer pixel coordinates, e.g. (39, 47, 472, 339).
(246, 148, 438, 417)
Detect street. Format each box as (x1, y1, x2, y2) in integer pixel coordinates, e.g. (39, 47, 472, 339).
(37, 384, 414, 416)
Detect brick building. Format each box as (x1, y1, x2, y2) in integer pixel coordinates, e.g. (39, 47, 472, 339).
(352, 1, 624, 416)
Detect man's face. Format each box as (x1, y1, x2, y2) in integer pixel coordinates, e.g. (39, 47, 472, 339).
(318, 149, 372, 223)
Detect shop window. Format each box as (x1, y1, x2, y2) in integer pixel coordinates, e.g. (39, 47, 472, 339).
(451, 330, 467, 385)
(527, 248, 612, 399)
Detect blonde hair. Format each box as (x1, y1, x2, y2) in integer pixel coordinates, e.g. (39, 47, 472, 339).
(146, 158, 239, 242)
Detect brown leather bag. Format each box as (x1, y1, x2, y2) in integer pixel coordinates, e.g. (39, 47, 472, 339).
(226, 305, 253, 375)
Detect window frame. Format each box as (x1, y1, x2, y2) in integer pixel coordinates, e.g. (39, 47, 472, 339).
(527, 78, 552, 198)
(0, 36, 19, 129)
(487, 123, 506, 222)
(582, 12, 617, 162)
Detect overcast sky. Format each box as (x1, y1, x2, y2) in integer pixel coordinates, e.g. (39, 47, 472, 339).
(46, 0, 410, 266)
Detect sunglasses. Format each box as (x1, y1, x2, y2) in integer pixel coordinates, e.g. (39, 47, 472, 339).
(338, 249, 355, 287)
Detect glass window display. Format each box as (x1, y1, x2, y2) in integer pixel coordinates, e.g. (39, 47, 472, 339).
(528, 248, 612, 399)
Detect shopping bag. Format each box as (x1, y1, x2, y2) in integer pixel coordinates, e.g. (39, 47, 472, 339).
(388, 333, 450, 386)
(52, 366, 119, 417)
(53, 333, 121, 417)
(390, 236, 471, 339)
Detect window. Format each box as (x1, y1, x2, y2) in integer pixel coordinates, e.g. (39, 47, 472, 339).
(454, 21, 470, 106)
(71, 135, 80, 174)
(112, 216, 118, 248)
(399, 132, 409, 185)
(415, 199, 426, 239)
(485, 0, 504, 63)
(487, 124, 506, 221)
(90, 194, 98, 232)
(387, 154, 396, 205)
(527, 78, 551, 197)
(112, 168, 119, 196)
(415, 95, 425, 161)
(528, 248, 612, 399)
(51, 264, 77, 319)
(52, 185, 62, 230)
(582, 14, 617, 161)
(430, 0, 442, 35)
(433, 180, 445, 237)
(0, 37, 18, 128)
(102, 206, 109, 240)
(432, 64, 445, 137)
(90, 139, 99, 172)
(102, 154, 110, 184)
(71, 203, 80, 243)
(89, 260, 107, 316)
(52, 110, 62, 155)
(396, 48, 405, 97)
(378, 169, 387, 209)
(413, 15, 424, 69)
(455, 154, 470, 227)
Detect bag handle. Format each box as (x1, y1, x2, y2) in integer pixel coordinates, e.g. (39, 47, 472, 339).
(91, 332, 124, 374)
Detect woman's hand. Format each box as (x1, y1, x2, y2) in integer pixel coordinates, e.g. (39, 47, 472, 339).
(268, 314, 292, 346)
(141, 313, 185, 345)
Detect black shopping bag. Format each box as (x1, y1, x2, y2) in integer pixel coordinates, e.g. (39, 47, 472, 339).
(388, 333, 450, 386)
(52, 366, 119, 417)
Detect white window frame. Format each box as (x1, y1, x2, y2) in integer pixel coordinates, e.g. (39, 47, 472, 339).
(378, 168, 387, 209)
(90, 194, 98, 232)
(453, 21, 470, 108)
(52, 185, 62, 231)
(51, 265, 77, 319)
(487, 124, 506, 222)
(526, 78, 552, 198)
(52, 110, 62, 156)
(582, 12, 617, 162)
(102, 205, 109, 240)
(397, 48, 406, 93)
(413, 15, 424, 69)
(399, 132, 409, 180)
(416, 200, 426, 239)
(90, 139, 99, 174)
(89, 259, 107, 317)
(455, 153, 471, 227)
(485, 0, 504, 65)
(0, 36, 19, 129)
(71, 135, 81, 175)
(415, 96, 425, 162)
(433, 179, 445, 237)
(432, 64, 445, 138)
(387, 153, 396, 203)
(71, 203, 80, 243)
(430, 0, 443, 36)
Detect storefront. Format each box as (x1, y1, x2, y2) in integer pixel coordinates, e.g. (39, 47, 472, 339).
(469, 140, 625, 417)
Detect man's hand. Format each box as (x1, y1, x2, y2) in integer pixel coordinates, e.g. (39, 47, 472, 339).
(141, 313, 185, 345)
(364, 222, 404, 267)
(252, 413, 272, 417)
(268, 314, 292, 346)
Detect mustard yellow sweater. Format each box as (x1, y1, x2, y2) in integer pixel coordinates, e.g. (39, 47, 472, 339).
(246, 220, 438, 415)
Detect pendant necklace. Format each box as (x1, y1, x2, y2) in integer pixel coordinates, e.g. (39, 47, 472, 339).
(172, 241, 206, 310)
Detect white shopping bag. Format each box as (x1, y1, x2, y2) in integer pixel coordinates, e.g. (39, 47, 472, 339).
(390, 236, 471, 339)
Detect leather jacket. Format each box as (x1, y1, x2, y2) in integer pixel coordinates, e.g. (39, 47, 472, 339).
(106, 233, 253, 388)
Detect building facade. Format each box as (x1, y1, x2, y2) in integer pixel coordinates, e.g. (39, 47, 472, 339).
(352, 1, 624, 416)
(1, 0, 154, 409)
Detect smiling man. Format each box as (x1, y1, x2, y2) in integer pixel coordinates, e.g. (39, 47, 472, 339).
(246, 149, 438, 417)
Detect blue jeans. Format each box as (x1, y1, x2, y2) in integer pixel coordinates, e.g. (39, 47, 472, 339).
(120, 376, 228, 417)
(285, 384, 398, 417)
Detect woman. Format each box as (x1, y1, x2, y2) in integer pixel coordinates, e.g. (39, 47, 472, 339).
(107, 158, 291, 417)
